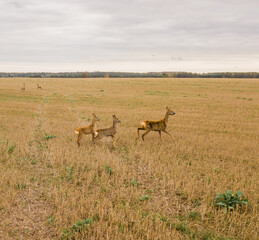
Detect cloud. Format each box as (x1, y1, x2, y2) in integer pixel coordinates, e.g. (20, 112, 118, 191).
(0, 0, 259, 72)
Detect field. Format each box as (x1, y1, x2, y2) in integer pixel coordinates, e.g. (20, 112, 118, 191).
(0, 77, 258, 239)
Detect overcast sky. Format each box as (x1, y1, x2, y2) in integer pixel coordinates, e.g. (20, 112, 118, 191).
(0, 0, 259, 72)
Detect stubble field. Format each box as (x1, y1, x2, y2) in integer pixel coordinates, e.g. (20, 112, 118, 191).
(0, 77, 258, 239)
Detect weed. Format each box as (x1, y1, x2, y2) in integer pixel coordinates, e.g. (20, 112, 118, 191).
(43, 133, 56, 140)
(127, 221, 134, 230)
(0, 124, 6, 130)
(159, 215, 168, 222)
(105, 165, 113, 175)
(188, 211, 201, 220)
(191, 198, 202, 207)
(30, 177, 36, 182)
(121, 200, 126, 207)
(64, 166, 74, 181)
(130, 178, 139, 186)
(191, 229, 215, 240)
(142, 211, 149, 218)
(72, 218, 94, 232)
(145, 189, 153, 194)
(16, 184, 27, 190)
(118, 223, 125, 233)
(139, 194, 149, 201)
(30, 159, 38, 165)
(237, 97, 253, 101)
(175, 222, 191, 235)
(215, 190, 248, 211)
(61, 228, 75, 240)
(92, 214, 100, 221)
(8, 145, 16, 154)
(47, 215, 55, 226)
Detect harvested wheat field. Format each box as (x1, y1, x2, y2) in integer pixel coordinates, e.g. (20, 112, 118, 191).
(0, 77, 258, 240)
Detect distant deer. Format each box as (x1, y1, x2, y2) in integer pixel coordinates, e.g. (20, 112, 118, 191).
(93, 115, 121, 144)
(37, 83, 42, 90)
(136, 107, 175, 141)
(21, 83, 25, 91)
(74, 113, 100, 146)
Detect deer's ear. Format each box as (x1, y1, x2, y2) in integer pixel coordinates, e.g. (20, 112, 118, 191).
(92, 113, 96, 116)
(166, 106, 169, 110)
(112, 114, 115, 117)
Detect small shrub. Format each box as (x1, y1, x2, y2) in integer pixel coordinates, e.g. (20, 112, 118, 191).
(215, 190, 248, 211)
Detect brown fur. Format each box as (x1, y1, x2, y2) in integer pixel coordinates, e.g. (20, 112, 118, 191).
(74, 113, 100, 146)
(37, 83, 42, 90)
(93, 115, 121, 144)
(21, 83, 25, 91)
(136, 107, 175, 141)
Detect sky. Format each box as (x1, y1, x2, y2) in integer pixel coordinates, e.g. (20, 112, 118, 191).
(0, 0, 259, 73)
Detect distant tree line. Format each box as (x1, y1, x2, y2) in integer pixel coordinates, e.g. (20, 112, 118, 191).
(0, 71, 259, 78)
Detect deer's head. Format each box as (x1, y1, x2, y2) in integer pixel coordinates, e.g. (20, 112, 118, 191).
(92, 113, 100, 122)
(166, 107, 175, 116)
(112, 114, 121, 124)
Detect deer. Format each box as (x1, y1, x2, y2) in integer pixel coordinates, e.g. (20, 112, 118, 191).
(136, 107, 175, 141)
(21, 83, 25, 91)
(74, 113, 100, 147)
(37, 83, 42, 90)
(93, 115, 121, 145)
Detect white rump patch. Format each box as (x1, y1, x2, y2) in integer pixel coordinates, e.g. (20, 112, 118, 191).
(75, 130, 79, 135)
(94, 131, 98, 137)
(141, 121, 147, 128)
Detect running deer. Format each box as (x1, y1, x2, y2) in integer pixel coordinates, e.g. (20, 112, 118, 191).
(37, 83, 42, 90)
(21, 83, 25, 91)
(74, 113, 100, 146)
(136, 107, 175, 141)
(93, 115, 121, 144)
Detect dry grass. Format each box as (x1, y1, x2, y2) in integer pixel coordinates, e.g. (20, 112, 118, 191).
(0, 77, 258, 239)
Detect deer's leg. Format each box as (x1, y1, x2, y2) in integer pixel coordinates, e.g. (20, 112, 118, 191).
(162, 130, 175, 141)
(93, 135, 97, 144)
(158, 131, 162, 140)
(77, 132, 84, 147)
(91, 133, 95, 143)
(136, 127, 144, 140)
(142, 129, 151, 141)
(111, 135, 116, 146)
(93, 134, 101, 144)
